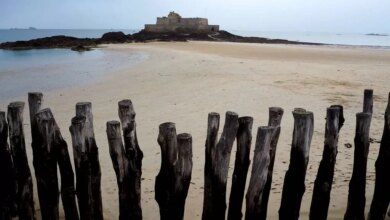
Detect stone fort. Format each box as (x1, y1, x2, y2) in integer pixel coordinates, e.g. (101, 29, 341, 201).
(144, 12, 219, 33)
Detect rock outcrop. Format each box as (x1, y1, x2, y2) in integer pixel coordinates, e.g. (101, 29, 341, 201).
(0, 30, 322, 51)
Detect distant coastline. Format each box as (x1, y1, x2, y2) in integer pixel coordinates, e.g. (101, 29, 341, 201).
(366, 33, 388, 37)
(9, 27, 37, 30)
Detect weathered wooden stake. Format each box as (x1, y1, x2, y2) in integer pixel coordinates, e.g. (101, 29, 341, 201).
(310, 105, 344, 220)
(155, 122, 177, 219)
(279, 108, 314, 220)
(154, 122, 193, 220)
(75, 102, 103, 220)
(30, 97, 78, 220)
(175, 133, 193, 219)
(202, 111, 239, 220)
(227, 116, 253, 220)
(34, 113, 59, 220)
(363, 89, 373, 114)
(245, 126, 274, 220)
(7, 102, 36, 220)
(202, 112, 220, 219)
(117, 100, 143, 219)
(258, 107, 284, 220)
(70, 113, 103, 220)
(344, 112, 372, 220)
(368, 93, 390, 220)
(0, 111, 17, 219)
(107, 121, 133, 220)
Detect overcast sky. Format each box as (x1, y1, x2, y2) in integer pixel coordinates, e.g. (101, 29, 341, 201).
(1, 0, 389, 33)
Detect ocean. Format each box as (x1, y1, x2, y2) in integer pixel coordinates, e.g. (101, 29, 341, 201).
(230, 30, 390, 48)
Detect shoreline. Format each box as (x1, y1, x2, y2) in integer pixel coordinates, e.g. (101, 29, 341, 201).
(1, 42, 389, 219)
(0, 48, 149, 101)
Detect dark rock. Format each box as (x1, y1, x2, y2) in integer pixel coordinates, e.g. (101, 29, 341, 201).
(345, 143, 353, 148)
(71, 45, 91, 52)
(99, 32, 128, 43)
(0, 30, 323, 51)
(0, 35, 97, 50)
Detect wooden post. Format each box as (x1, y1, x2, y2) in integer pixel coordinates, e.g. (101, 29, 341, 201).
(368, 93, 390, 220)
(258, 107, 284, 220)
(28, 93, 43, 170)
(227, 116, 253, 220)
(175, 133, 193, 219)
(363, 89, 373, 114)
(28, 92, 43, 139)
(310, 106, 344, 220)
(7, 102, 36, 220)
(155, 122, 193, 220)
(155, 122, 177, 220)
(32, 105, 79, 220)
(70, 114, 102, 220)
(279, 108, 314, 220)
(245, 126, 274, 220)
(117, 100, 143, 219)
(107, 121, 133, 220)
(344, 112, 372, 220)
(75, 102, 103, 220)
(202, 111, 239, 220)
(0, 111, 17, 219)
(34, 112, 59, 220)
(202, 112, 220, 220)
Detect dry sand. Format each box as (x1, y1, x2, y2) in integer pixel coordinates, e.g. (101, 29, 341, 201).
(2, 41, 390, 219)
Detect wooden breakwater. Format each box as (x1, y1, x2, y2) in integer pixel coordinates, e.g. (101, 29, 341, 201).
(0, 89, 389, 220)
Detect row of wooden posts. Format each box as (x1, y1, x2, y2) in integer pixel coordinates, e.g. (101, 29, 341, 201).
(0, 89, 389, 220)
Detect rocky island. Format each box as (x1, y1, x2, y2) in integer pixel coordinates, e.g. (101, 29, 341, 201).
(0, 12, 322, 50)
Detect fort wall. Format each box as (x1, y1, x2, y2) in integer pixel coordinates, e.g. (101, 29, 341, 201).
(144, 12, 219, 33)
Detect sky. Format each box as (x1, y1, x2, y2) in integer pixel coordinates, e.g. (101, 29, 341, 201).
(1, 0, 389, 33)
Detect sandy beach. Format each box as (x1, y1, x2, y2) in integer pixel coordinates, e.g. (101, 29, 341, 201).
(2, 41, 390, 219)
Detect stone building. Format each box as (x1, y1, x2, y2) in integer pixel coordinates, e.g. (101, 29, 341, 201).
(144, 12, 219, 33)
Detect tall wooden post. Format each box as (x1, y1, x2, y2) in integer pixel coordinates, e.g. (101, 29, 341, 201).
(245, 126, 274, 220)
(344, 112, 372, 220)
(203, 112, 220, 219)
(7, 102, 36, 220)
(258, 107, 284, 220)
(0, 111, 17, 219)
(117, 100, 143, 219)
(228, 117, 253, 220)
(175, 133, 193, 219)
(34, 111, 60, 220)
(310, 106, 344, 220)
(75, 102, 103, 220)
(368, 93, 390, 220)
(30, 97, 78, 220)
(70, 114, 103, 220)
(363, 89, 373, 114)
(279, 108, 314, 220)
(155, 122, 193, 220)
(202, 111, 239, 220)
(107, 121, 136, 220)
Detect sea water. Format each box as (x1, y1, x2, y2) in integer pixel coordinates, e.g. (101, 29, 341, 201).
(0, 48, 148, 100)
(230, 30, 390, 48)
